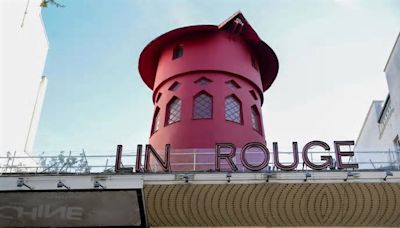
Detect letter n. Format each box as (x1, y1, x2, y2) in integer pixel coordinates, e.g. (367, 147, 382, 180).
(144, 144, 171, 172)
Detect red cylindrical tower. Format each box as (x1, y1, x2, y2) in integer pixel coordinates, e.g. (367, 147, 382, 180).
(138, 12, 279, 171)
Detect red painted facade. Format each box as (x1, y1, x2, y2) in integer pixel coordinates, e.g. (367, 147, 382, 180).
(138, 12, 279, 171)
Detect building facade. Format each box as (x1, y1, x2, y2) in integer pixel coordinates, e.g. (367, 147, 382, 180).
(355, 33, 400, 169)
(1, 0, 48, 169)
(138, 12, 278, 171)
(1, 11, 400, 228)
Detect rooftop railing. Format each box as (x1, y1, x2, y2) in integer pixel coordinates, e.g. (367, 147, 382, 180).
(1, 149, 399, 174)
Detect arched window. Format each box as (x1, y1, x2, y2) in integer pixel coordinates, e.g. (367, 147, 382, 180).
(225, 95, 242, 124)
(193, 92, 212, 119)
(166, 97, 181, 125)
(151, 107, 160, 134)
(251, 105, 262, 134)
(172, 45, 183, 60)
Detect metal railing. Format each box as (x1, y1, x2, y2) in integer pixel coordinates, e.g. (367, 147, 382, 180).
(1, 149, 400, 174)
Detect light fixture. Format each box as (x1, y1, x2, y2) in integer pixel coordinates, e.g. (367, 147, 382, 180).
(17, 178, 33, 190)
(94, 181, 106, 189)
(57, 181, 70, 190)
(227, 173, 232, 183)
(265, 172, 273, 182)
(175, 173, 193, 183)
(304, 172, 311, 182)
(183, 175, 189, 184)
(384, 170, 393, 181)
(344, 171, 353, 181)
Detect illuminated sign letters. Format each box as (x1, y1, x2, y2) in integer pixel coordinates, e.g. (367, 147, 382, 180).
(115, 140, 358, 172)
(240, 142, 270, 171)
(215, 143, 238, 172)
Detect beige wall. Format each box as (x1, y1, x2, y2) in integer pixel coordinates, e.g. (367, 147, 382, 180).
(0, 0, 48, 166)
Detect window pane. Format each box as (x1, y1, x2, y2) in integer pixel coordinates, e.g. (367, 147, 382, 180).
(193, 93, 212, 119)
(167, 98, 181, 125)
(172, 46, 183, 60)
(168, 82, 180, 91)
(251, 106, 261, 132)
(152, 108, 160, 133)
(225, 96, 241, 123)
(195, 77, 212, 86)
(225, 80, 240, 90)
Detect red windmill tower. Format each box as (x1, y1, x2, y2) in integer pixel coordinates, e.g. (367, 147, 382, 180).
(138, 12, 278, 171)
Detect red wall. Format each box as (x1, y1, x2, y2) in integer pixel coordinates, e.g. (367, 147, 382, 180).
(153, 31, 264, 101)
(150, 72, 265, 150)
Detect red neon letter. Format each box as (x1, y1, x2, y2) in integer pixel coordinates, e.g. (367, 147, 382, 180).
(273, 142, 299, 171)
(302, 141, 334, 170)
(334, 141, 358, 169)
(144, 144, 171, 172)
(240, 142, 269, 171)
(215, 143, 238, 172)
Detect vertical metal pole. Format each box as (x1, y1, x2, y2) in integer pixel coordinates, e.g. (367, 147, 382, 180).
(82, 149, 89, 173)
(4, 151, 11, 173)
(193, 149, 196, 171)
(10, 151, 17, 173)
(67, 150, 72, 173)
(388, 149, 394, 168)
(20, 0, 30, 28)
(104, 158, 109, 172)
(25, 76, 48, 154)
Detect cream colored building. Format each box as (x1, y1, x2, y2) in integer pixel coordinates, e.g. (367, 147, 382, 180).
(355, 33, 400, 169)
(0, 0, 49, 170)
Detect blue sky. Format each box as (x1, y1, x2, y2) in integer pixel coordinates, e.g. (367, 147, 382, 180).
(35, 0, 400, 153)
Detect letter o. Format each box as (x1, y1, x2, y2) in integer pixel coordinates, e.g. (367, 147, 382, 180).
(240, 142, 270, 171)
